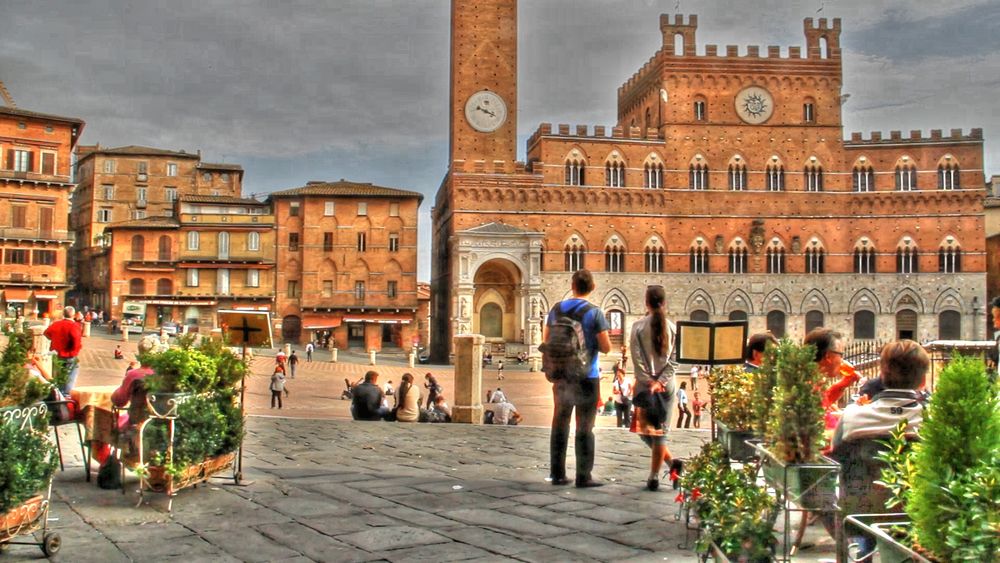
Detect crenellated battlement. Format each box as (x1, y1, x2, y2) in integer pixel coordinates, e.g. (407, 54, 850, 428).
(527, 122, 664, 148)
(449, 159, 535, 175)
(846, 128, 984, 145)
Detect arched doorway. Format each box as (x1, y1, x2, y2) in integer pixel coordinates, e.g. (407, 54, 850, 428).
(767, 310, 786, 338)
(690, 309, 710, 322)
(805, 310, 825, 334)
(896, 309, 917, 340)
(728, 310, 748, 322)
(282, 315, 302, 343)
(938, 310, 961, 340)
(473, 259, 522, 344)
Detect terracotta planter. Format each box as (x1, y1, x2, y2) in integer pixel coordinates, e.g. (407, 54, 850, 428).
(145, 451, 235, 494)
(0, 495, 44, 540)
(715, 421, 759, 462)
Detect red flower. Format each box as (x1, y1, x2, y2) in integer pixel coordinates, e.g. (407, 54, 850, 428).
(669, 470, 679, 481)
(691, 488, 702, 500)
(674, 493, 685, 503)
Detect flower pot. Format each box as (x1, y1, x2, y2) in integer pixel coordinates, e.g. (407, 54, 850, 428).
(0, 495, 44, 540)
(145, 451, 235, 494)
(715, 421, 758, 462)
(757, 447, 838, 511)
(843, 515, 934, 563)
(0, 403, 48, 431)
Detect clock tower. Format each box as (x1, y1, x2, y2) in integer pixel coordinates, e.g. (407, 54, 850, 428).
(449, 0, 517, 165)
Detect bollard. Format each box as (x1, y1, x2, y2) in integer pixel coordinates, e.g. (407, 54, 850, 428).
(369, 349, 377, 366)
(283, 343, 291, 356)
(181, 325, 189, 335)
(331, 348, 338, 363)
(82, 321, 92, 337)
(30, 326, 46, 355)
(451, 334, 485, 424)
(529, 356, 540, 372)
(121, 326, 129, 342)
(408, 352, 416, 368)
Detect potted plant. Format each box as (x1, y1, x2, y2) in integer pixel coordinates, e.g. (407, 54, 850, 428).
(758, 340, 836, 509)
(0, 333, 60, 554)
(853, 355, 1000, 562)
(682, 442, 779, 562)
(708, 366, 758, 461)
(134, 336, 246, 495)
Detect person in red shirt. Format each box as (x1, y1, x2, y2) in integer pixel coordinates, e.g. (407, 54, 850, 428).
(804, 328, 860, 409)
(43, 306, 83, 394)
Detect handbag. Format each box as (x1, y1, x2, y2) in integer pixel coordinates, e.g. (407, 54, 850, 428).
(97, 451, 123, 490)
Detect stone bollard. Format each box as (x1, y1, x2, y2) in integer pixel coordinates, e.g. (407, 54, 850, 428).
(452, 334, 485, 424)
(331, 348, 338, 363)
(121, 326, 129, 342)
(181, 325, 189, 335)
(14, 317, 23, 333)
(529, 356, 540, 372)
(283, 343, 291, 356)
(30, 326, 46, 354)
(408, 352, 416, 368)
(82, 321, 92, 337)
(369, 349, 377, 366)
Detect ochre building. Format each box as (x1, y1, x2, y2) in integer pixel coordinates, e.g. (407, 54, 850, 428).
(0, 105, 84, 318)
(71, 144, 243, 309)
(103, 195, 275, 332)
(270, 181, 422, 350)
(432, 2, 988, 360)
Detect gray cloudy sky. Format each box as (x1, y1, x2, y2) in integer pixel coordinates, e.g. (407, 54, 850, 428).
(3, 0, 999, 279)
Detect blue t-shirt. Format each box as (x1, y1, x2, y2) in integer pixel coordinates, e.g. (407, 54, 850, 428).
(546, 298, 610, 379)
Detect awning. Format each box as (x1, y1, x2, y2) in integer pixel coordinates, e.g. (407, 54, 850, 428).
(342, 313, 412, 325)
(302, 315, 342, 330)
(33, 292, 59, 300)
(3, 288, 30, 303)
(138, 299, 218, 306)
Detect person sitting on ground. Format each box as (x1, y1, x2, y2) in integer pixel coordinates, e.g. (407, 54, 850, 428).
(427, 395, 452, 423)
(394, 372, 422, 422)
(488, 387, 507, 403)
(516, 351, 527, 364)
(114, 345, 124, 360)
(384, 379, 395, 397)
(484, 399, 522, 425)
(602, 396, 616, 416)
(828, 339, 929, 561)
(351, 370, 388, 421)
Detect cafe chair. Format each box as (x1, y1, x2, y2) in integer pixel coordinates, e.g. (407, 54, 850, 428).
(44, 398, 90, 480)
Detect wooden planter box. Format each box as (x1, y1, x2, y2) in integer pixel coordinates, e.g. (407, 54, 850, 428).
(844, 515, 934, 563)
(0, 495, 44, 540)
(715, 421, 758, 462)
(145, 451, 235, 494)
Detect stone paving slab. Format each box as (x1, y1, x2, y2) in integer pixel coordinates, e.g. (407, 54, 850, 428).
(2, 417, 840, 562)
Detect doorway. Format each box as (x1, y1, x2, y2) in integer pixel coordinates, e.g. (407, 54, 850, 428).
(348, 323, 365, 348)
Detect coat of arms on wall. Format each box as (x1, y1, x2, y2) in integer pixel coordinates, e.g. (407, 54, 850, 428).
(750, 219, 766, 254)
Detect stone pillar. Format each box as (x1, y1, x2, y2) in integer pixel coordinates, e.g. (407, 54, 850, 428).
(408, 352, 416, 368)
(283, 343, 291, 356)
(331, 348, 338, 363)
(121, 326, 129, 342)
(369, 349, 377, 365)
(14, 316, 23, 333)
(30, 326, 46, 354)
(181, 325, 189, 335)
(82, 321, 92, 337)
(530, 356, 540, 372)
(452, 334, 484, 424)
(42, 317, 51, 328)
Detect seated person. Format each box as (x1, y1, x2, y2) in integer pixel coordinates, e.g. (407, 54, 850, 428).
(484, 400, 522, 425)
(110, 335, 163, 462)
(351, 370, 388, 421)
(829, 339, 929, 561)
(425, 395, 452, 423)
(488, 387, 507, 404)
(114, 345, 124, 360)
(602, 396, 616, 415)
(394, 373, 422, 423)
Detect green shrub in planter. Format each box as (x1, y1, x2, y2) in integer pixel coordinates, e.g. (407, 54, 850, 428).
(764, 340, 824, 464)
(750, 344, 779, 439)
(709, 366, 759, 460)
(906, 355, 1000, 561)
(0, 423, 57, 513)
(141, 348, 219, 394)
(0, 333, 51, 409)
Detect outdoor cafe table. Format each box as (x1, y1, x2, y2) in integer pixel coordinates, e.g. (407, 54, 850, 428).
(70, 385, 118, 447)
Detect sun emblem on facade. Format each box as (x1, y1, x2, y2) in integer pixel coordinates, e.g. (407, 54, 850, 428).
(742, 93, 768, 117)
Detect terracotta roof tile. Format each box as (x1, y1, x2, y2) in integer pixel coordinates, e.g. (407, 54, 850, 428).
(104, 216, 180, 230)
(197, 162, 243, 171)
(92, 145, 199, 158)
(268, 180, 423, 202)
(0, 106, 85, 125)
(180, 194, 266, 205)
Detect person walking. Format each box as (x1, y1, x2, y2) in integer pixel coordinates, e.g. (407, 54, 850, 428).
(691, 391, 707, 429)
(305, 341, 314, 362)
(270, 366, 288, 409)
(288, 350, 299, 378)
(676, 381, 692, 429)
(541, 269, 611, 488)
(497, 359, 504, 381)
(613, 368, 632, 428)
(629, 285, 684, 491)
(44, 306, 83, 394)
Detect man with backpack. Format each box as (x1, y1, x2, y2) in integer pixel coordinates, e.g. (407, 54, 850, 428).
(540, 269, 611, 488)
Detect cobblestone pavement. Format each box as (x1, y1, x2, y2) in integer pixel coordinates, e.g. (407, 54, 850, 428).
(4, 417, 837, 562)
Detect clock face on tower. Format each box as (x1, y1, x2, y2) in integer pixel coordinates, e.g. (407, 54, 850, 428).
(735, 86, 775, 125)
(464, 90, 508, 133)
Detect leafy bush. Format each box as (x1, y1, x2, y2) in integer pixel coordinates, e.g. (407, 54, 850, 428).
(764, 340, 825, 464)
(142, 348, 219, 394)
(144, 394, 239, 474)
(907, 355, 1000, 561)
(194, 338, 247, 389)
(0, 333, 51, 408)
(751, 344, 779, 438)
(682, 442, 778, 562)
(707, 366, 756, 431)
(0, 424, 57, 513)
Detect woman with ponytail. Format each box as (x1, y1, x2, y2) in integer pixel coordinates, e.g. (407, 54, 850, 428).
(629, 285, 684, 491)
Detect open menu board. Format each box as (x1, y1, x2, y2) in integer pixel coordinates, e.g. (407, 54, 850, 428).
(675, 320, 748, 365)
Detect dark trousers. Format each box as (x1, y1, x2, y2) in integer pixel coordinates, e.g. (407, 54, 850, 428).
(550, 378, 599, 482)
(615, 397, 632, 428)
(271, 390, 283, 409)
(677, 403, 691, 428)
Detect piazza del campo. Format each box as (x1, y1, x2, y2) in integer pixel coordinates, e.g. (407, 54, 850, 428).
(0, 1, 997, 562)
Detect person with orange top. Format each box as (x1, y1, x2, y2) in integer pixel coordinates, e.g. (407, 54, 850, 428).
(803, 328, 859, 409)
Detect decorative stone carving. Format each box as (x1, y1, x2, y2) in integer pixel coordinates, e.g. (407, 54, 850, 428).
(714, 235, 724, 254)
(791, 236, 802, 254)
(750, 219, 766, 254)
